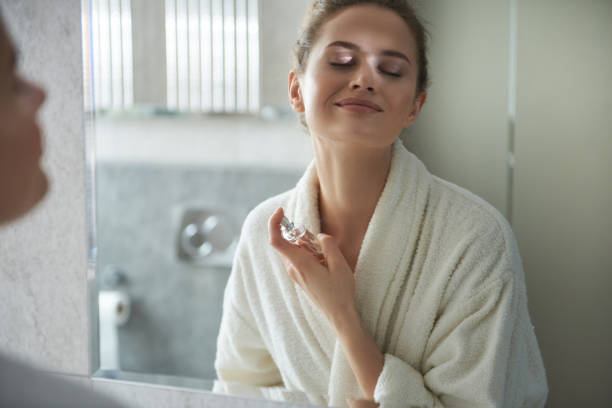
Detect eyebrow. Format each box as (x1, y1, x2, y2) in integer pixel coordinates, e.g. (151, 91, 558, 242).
(326, 40, 412, 65)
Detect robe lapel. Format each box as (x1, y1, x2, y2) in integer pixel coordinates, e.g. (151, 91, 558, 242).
(328, 141, 431, 406)
(353, 141, 430, 343)
(287, 141, 431, 407)
(288, 162, 337, 372)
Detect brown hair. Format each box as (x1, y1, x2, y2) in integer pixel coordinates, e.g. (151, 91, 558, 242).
(293, 0, 430, 97)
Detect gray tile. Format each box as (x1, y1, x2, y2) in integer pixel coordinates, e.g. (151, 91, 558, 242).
(95, 165, 301, 378)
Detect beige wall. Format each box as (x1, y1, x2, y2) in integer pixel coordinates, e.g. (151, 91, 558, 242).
(513, 1, 612, 406)
(404, 0, 511, 216)
(406, 1, 612, 406)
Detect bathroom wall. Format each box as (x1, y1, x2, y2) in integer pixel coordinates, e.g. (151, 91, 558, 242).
(0, 1, 305, 406)
(404, 0, 511, 216)
(405, 1, 612, 406)
(96, 163, 301, 378)
(512, 1, 612, 406)
(0, 0, 90, 377)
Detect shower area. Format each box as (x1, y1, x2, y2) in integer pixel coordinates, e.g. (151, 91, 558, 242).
(95, 141, 303, 380)
(87, 0, 313, 384)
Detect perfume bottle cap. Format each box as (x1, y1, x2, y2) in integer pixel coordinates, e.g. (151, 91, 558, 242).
(280, 216, 294, 230)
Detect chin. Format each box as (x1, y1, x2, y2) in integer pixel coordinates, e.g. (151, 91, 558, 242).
(31, 170, 49, 206)
(322, 128, 396, 148)
(19, 171, 48, 221)
(0, 170, 48, 224)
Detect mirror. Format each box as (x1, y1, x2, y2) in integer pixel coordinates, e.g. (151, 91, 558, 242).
(84, 0, 321, 402)
(84, 0, 530, 406)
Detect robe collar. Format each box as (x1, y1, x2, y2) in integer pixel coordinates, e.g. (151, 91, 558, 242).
(289, 139, 430, 338)
(287, 139, 431, 404)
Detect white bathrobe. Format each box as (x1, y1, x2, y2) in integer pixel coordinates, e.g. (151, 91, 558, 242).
(214, 140, 548, 407)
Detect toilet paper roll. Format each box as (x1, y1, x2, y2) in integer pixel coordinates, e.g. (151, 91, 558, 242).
(98, 291, 131, 370)
(99, 290, 131, 327)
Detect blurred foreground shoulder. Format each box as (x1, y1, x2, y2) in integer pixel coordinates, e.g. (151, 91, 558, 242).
(0, 353, 125, 408)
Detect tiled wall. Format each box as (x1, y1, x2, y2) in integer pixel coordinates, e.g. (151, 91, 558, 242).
(0, 1, 308, 406)
(96, 163, 301, 378)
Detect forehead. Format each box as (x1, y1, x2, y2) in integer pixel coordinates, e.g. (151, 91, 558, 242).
(314, 5, 417, 56)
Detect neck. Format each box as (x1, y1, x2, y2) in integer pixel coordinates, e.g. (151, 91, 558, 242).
(312, 137, 393, 261)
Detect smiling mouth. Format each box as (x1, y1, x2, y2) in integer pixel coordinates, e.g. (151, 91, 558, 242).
(335, 98, 383, 113)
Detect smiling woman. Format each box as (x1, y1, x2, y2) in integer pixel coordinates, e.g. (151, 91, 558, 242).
(0, 22, 47, 224)
(213, 1, 548, 407)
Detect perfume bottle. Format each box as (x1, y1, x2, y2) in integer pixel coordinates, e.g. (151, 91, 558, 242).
(280, 216, 327, 265)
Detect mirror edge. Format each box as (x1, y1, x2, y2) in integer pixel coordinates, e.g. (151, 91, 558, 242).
(81, 0, 102, 377)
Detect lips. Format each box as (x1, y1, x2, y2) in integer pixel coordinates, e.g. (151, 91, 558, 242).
(32, 124, 43, 159)
(335, 97, 383, 113)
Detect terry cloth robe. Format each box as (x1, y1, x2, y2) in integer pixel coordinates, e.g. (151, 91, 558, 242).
(214, 140, 548, 407)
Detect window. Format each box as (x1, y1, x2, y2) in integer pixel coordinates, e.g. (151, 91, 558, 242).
(90, 0, 134, 111)
(89, 0, 260, 114)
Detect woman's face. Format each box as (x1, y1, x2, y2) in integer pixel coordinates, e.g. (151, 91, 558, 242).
(0, 24, 47, 224)
(290, 5, 426, 148)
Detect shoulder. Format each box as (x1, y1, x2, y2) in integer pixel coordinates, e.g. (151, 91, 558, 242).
(430, 175, 512, 238)
(232, 188, 294, 270)
(0, 353, 124, 407)
(240, 189, 294, 238)
(425, 175, 523, 298)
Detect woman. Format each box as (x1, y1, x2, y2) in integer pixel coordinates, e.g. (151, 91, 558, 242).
(215, 1, 548, 407)
(0, 22, 47, 223)
(0, 13, 124, 408)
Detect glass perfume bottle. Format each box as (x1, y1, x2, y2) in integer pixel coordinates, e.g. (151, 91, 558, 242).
(280, 216, 327, 265)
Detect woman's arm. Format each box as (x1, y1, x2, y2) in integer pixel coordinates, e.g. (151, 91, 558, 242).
(331, 300, 385, 400)
(269, 207, 548, 407)
(268, 207, 383, 400)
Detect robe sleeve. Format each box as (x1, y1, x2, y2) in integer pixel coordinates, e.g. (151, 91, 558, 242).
(373, 272, 548, 408)
(213, 256, 283, 390)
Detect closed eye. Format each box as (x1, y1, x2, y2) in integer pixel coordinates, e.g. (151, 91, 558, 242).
(330, 61, 355, 67)
(379, 69, 402, 78)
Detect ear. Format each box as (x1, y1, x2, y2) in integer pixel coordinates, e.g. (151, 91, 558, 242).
(288, 70, 305, 113)
(402, 91, 427, 128)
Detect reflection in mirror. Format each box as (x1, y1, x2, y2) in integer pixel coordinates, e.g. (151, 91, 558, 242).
(85, 0, 552, 407)
(86, 0, 312, 391)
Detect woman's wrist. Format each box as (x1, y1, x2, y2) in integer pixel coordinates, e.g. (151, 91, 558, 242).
(329, 301, 361, 337)
(329, 302, 385, 400)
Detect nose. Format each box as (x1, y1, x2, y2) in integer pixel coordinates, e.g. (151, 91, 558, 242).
(27, 81, 46, 111)
(349, 63, 376, 93)
(20, 77, 46, 112)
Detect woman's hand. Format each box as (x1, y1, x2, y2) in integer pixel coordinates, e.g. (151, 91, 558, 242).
(268, 207, 357, 327)
(269, 207, 385, 400)
(347, 398, 380, 408)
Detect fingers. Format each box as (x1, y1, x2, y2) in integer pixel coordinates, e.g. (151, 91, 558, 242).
(317, 233, 351, 272)
(268, 207, 291, 251)
(268, 207, 316, 266)
(346, 399, 380, 408)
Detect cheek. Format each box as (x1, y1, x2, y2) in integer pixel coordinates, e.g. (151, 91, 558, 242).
(303, 68, 339, 107)
(0, 104, 43, 168)
(392, 86, 417, 113)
